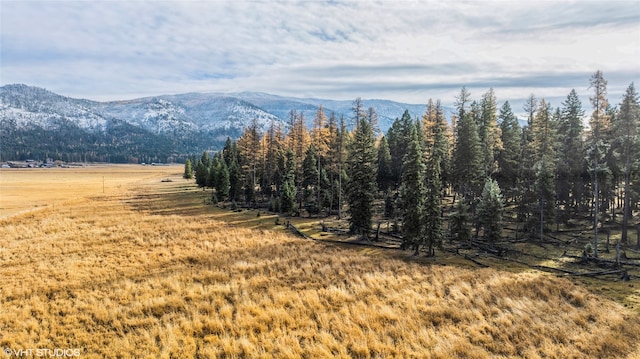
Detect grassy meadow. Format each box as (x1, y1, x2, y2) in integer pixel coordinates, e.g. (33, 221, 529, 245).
(0, 165, 639, 358)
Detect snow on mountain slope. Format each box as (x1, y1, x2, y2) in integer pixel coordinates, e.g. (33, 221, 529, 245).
(1, 84, 455, 158)
(0, 84, 108, 132)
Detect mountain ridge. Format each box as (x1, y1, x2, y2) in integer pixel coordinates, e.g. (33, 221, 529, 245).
(0, 84, 450, 162)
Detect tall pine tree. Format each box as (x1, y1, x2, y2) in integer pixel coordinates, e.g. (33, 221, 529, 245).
(423, 101, 448, 256)
(531, 99, 557, 239)
(452, 87, 484, 203)
(587, 70, 610, 258)
(400, 124, 426, 255)
(377, 136, 394, 191)
(346, 118, 377, 238)
(477, 178, 504, 244)
(496, 101, 521, 202)
(557, 89, 586, 221)
(614, 83, 639, 244)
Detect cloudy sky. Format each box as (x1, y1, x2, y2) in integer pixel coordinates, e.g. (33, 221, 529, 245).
(2, 0, 639, 108)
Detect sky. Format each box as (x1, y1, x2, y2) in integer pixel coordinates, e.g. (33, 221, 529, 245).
(1, 0, 639, 109)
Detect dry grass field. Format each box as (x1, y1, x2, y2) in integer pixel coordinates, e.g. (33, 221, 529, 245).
(1, 165, 639, 358)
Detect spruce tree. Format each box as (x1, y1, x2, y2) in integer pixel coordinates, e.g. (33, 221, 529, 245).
(222, 137, 233, 166)
(280, 149, 297, 214)
(452, 87, 484, 202)
(517, 95, 538, 236)
(423, 103, 448, 257)
(614, 83, 639, 244)
(479, 88, 502, 176)
(228, 158, 242, 202)
(587, 70, 610, 258)
(206, 157, 217, 189)
(496, 101, 521, 202)
(400, 124, 426, 255)
(450, 197, 471, 242)
(531, 99, 557, 239)
(200, 151, 211, 168)
(183, 159, 193, 179)
(557, 89, 585, 220)
(477, 178, 504, 244)
(377, 136, 394, 191)
(194, 160, 208, 188)
(302, 144, 319, 214)
(386, 110, 414, 185)
(346, 118, 377, 238)
(214, 159, 230, 201)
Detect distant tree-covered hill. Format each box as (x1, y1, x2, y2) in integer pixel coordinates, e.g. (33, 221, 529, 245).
(0, 84, 448, 162)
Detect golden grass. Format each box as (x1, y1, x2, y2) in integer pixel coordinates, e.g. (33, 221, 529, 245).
(0, 166, 639, 358)
(0, 164, 178, 218)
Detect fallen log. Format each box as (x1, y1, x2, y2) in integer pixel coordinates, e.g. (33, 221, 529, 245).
(286, 222, 310, 239)
(531, 265, 577, 275)
(463, 254, 489, 268)
(469, 241, 507, 256)
(566, 269, 628, 277)
(562, 253, 640, 267)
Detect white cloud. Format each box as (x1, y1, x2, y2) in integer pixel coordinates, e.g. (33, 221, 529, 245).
(1, 0, 638, 105)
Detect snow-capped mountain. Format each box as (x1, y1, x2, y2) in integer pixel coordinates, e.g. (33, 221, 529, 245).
(0, 84, 450, 162)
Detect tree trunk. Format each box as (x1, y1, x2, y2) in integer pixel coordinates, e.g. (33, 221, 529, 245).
(621, 151, 631, 243)
(593, 159, 599, 258)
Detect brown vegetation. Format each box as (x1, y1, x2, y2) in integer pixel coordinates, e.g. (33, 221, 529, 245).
(0, 166, 638, 358)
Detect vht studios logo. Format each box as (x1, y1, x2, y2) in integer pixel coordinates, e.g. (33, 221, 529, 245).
(4, 348, 81, 357)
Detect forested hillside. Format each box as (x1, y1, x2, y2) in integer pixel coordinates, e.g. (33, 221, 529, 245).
(0, 85, 435, 163)
(191, 71, 640, 252)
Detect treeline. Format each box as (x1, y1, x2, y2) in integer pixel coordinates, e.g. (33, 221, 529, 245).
(0, 118, 184, 163)
(187, 71, 640, 256)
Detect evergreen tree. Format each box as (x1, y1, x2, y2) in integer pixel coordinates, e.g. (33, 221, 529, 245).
(430, 101, 451, 188)
(531, 99, 557, 239)
(517, 95, 538, 236)
(452, 87, 484, 202)
(386, 110, 414, 185)
(477, 178, 504, 244)
(423, 102, 448, 256)
(496, 101, 521, 202)
(450, 196, 471, 242)
(346, 118, 377, 238)
(557, 89, 586, 221)
(280, 149, 297, 214)
(400, 124, 426, 255)
(206, 157, 218, 189)
(200, 151, 211, 169)
(228, 158, 242, 202)
(214, 159, 230, 201)
(479, 88, 502, 176)
(263, 119, 285, 197)
(614, 83, 639, 244)
(377, 136, 394, 191)
(302, 144, 319, 214)
(587, 70, 610, 258)
(222, 137, 234, 167)
(194, 160, 208, 188)
(183, 159, 193, 179)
